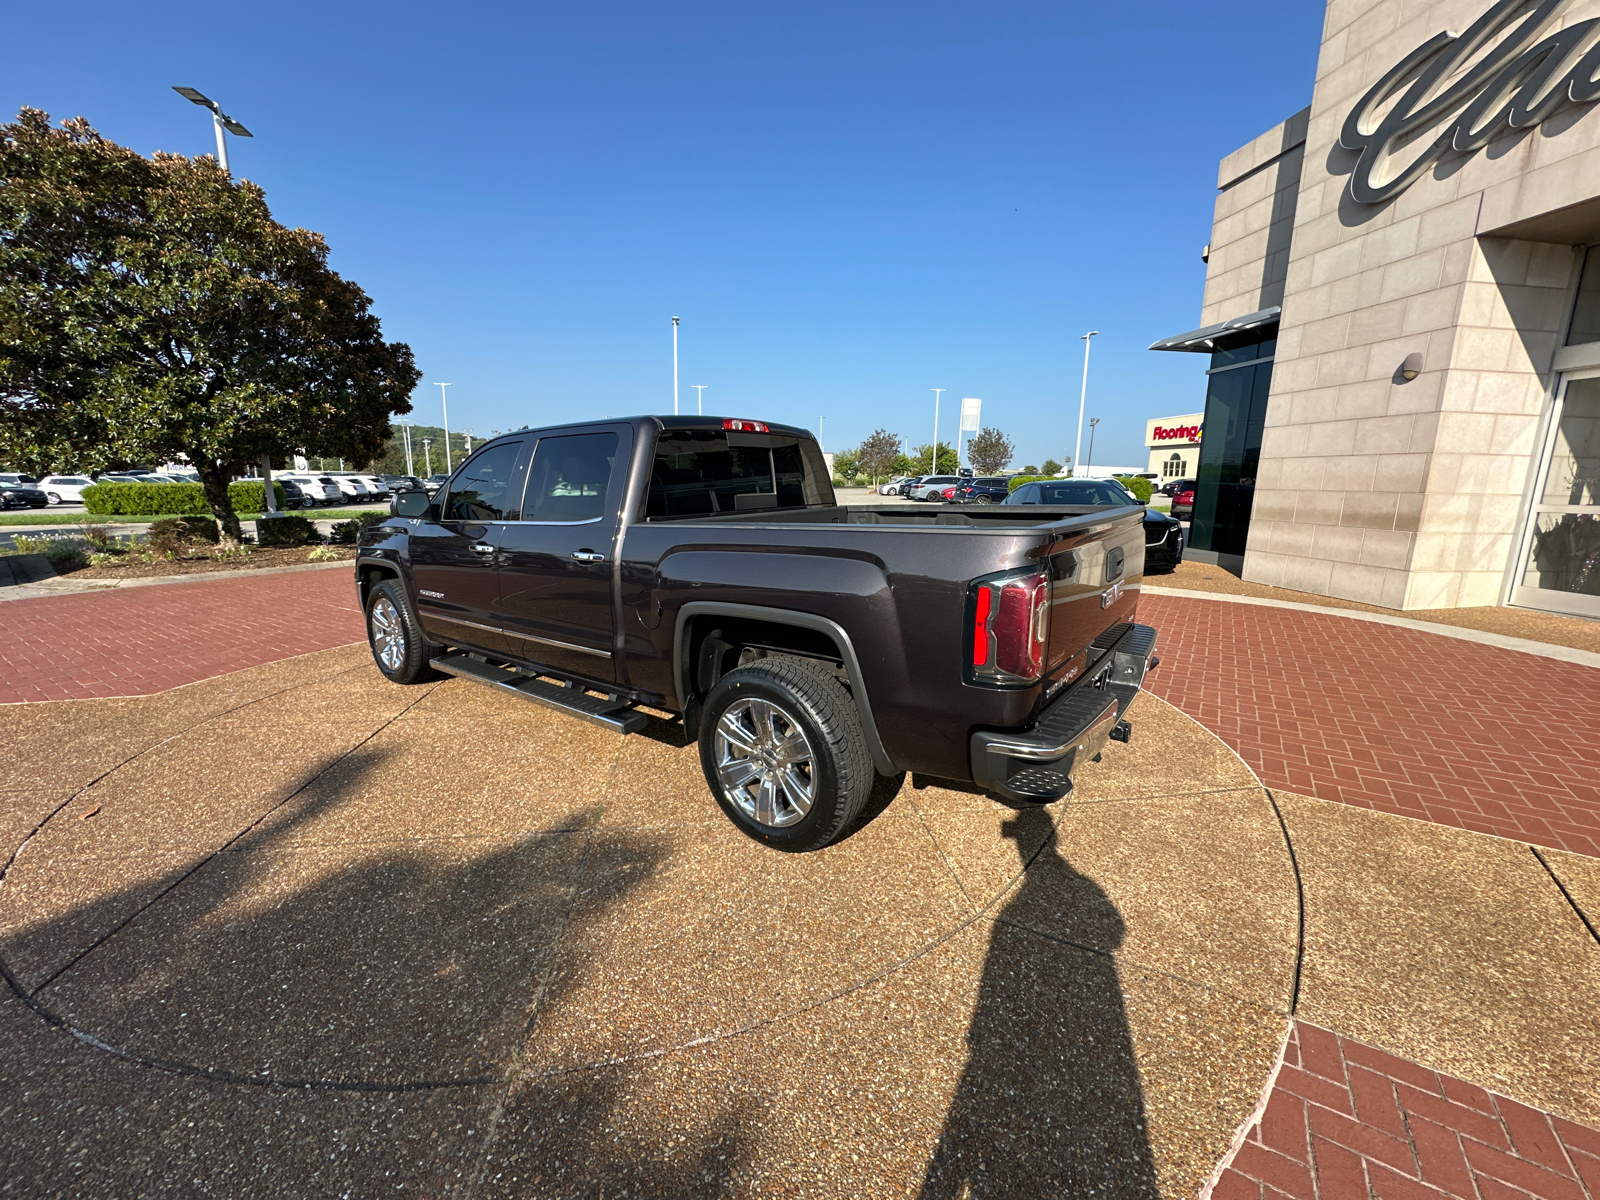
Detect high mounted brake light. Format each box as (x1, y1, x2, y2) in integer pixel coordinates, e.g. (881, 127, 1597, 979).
(969, 569, 1050, 685)
(722, 419, 770, 433)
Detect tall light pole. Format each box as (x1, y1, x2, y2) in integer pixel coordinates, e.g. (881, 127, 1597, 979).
(436, 382, 453, 472)
(930, 389, 944, 475)
(176, 87, 267, 514)
(173, 87, 251, 177)
(1074, 331, 1098, 479)
(422, 438, 434, 476)
(462, 428, 475, 455)
(672, 317, 680, 415)
(1087, 417, 1100, 474)
(693, 384, 707, 414)
(399, 421, 414, 476)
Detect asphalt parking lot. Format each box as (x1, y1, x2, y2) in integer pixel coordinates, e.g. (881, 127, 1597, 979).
(4, 639, 1596, 1198)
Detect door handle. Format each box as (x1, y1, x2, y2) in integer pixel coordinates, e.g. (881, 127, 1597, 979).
(471, 542, 496, 554)
(572, 550, 605, 563)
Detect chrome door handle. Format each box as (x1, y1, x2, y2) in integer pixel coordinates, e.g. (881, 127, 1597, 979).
(572, 550, 605, 563)
(471, 542, 496, 554)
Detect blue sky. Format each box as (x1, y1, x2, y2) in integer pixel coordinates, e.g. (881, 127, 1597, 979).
(7, 1, 1322, 470)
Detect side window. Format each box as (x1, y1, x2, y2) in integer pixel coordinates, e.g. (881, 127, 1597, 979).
(443, 441, 523, 522)
(523, 433, 619, 522)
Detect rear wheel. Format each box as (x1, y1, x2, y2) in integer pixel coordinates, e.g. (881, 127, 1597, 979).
(365, 579, 442, 685)
(47, 492, 61, 504)
(699, 656, 875, 852)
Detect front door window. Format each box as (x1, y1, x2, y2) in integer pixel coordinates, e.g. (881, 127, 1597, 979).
(1513, 375, 1600, 617)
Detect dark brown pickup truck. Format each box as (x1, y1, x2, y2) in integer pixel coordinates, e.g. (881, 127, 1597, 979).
(355, 416, 1158, 850)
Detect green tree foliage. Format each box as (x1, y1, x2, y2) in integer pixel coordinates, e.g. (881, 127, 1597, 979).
(909, 442, 960, 475)
(1114, 476, 1154, 502)
(372, 424, 475, 476)
(854, 429, 901, 486)
(830, 448, 860, 481)
(966, 427, 1015, 475)
(1020, 464, 1038, 475)
(1040, 458, 1063, 476)
(0, 108, 420, 541)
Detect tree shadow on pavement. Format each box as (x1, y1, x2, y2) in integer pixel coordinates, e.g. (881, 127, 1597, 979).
(0, 742, 757, 1196)
(920, 806, 1160, 1199)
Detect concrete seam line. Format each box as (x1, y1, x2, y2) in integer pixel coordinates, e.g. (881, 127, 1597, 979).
(1532, 846, 1600, 948)
(1196, 1018, 1294, 1200)
(1146, 587, 1600, 669)
(1265, 790, 1306, 1017)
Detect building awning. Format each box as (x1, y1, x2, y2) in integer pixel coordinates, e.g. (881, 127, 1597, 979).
(1148, 306, 1281, 352)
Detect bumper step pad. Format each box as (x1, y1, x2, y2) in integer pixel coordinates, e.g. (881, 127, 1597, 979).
(429, 652, 648, 734)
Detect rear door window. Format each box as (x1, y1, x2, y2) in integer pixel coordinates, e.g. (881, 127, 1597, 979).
(522, 433, 618, 523)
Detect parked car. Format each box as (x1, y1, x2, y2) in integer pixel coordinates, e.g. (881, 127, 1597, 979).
(878, 476, 912, 496)
(354, 475, 391, 499)
(1004, 477, 1184, 573)
(38, 475, 94, 505)
(940, 485, 959, 501)
(274, 479, 306, 509)
(357, 416, 1157, 852)
(908, 475, 961, 501)
(423, 473, 450, 494)
(280, 475, 341, 507)
(953, 477, 1010, 504)
(1159, 477, 1195, 497)
(380, 474, 427, 493)
(0, 474, 49, 509)
(893, 476, 924, 497)
(1172, 486, 1196, 520)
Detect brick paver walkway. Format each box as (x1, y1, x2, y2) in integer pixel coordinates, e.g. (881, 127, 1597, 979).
(0, 568, 364, 703)
(1141, 593, 1600, 858)
(1213, 1021, 1600, 1200)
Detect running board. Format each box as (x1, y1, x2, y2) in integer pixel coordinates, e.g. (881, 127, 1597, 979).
(429, 652, 648, 734)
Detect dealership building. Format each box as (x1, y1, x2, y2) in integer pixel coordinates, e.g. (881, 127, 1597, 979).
(1152, 0, 1600, 619)
(1145, 413, 1205, 480)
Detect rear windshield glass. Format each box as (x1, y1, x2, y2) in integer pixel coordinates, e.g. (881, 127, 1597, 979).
(647, 431, 834, 518)
(1032, 482, 1133, 505)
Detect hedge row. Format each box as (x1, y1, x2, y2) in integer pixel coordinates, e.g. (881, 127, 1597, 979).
(80, 480, 286, 515)
(1004, 474, 1155, 502)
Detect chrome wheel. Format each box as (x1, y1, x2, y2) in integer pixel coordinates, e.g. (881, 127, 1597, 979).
(369, 596, 407, 672)
(714, 697, 816, 828)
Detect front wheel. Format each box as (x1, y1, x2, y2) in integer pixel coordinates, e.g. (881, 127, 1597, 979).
(365, 579, 442, 685)
(699, 656, 875, 852)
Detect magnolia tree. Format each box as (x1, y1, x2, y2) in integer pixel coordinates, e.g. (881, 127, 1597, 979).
(966, 427, 1014, 475)
(0, 108, 420, 541)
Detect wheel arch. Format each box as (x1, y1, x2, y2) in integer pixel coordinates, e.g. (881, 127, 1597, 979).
(355, 557, 402, 609)
(673, 601, 897, 775)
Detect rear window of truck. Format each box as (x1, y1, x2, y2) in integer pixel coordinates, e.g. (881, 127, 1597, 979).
(646, 431, 834, 518)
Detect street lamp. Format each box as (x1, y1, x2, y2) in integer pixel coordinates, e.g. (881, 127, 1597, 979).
(1087, 417, 1099, 475)
(421, 438, 434, 476)
(1074, 331, 1098, 478)
(462, 428, 475, 455)
(435, 383, 453, 472)
(672, 317, 680, 415)
(398, 421, 414, 476)
(930, 388, 944, 475)
(172, 87, 251, 177)
(693, 384, 707, 415)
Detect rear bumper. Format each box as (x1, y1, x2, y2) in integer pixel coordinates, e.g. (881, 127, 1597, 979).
(969, 623, 1158, 804)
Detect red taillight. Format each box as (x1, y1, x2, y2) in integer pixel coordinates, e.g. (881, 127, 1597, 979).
(722, 419, 770, 433)
(970, 571, 1050, 684)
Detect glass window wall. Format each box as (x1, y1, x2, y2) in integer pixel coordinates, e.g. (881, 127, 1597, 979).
(1512, 374, 1600, 617)
(1189, 339, 1274, 557)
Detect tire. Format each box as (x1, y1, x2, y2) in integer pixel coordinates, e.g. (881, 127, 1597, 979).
(47, 492, 61, 505)
(974, 495, 994, 504)
(365, 578, 442, 685)
(698, 656, 876, 852)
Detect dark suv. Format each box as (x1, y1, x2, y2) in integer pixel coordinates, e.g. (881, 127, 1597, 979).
(953, 477, 1010, 504)
(0, 474, 49, 509)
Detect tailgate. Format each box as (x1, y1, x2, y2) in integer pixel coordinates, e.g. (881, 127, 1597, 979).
(1039, 509, 1145, 683)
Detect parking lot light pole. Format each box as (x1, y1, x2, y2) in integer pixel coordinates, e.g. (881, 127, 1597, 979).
(673, 317, 680, 415)
(1087, 417, 1099, 475)
(436, 383, 453, 472)
(422, 438, 433, 477)
(930, 388, 944, 475)
(693, 384, 706, 415)
(1074, 331, 1098, 478)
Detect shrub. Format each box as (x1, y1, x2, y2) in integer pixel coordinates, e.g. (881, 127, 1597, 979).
(330, 511, 385, 544)
(145, 518, 192, 557)
(181, 515, 220, 543)
(307, 545, 341, 562)
(255, 514, 318, 546)
(1006, 474, 1051, 493)
(1113, 476, 1154, 503)
(81, 480, 285, 516)
(11, 533, 88, 571)
(79, 519, 114, 550)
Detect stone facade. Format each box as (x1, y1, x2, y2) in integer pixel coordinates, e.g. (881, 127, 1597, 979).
(1215, 0, 1600, 609)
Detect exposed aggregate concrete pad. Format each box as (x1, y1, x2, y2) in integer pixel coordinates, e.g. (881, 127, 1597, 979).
(1279, 789, 1600, 1128)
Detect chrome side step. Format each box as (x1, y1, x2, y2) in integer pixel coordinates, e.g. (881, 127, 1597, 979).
(429, 652, 648, 734)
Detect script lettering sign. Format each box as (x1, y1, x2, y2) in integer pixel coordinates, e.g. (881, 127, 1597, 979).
(1342, 0, 1600, 203)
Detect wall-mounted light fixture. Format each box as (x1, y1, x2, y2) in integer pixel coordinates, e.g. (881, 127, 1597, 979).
(1399, 352, 1423, 381)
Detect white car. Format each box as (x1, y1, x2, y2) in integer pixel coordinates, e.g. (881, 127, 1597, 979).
(38, 475, 94, 504)
(354, 474, 390, 499)
(878, 476, 911, 496)
(909, 475, 961, 501)
(281, 475, 341, 507)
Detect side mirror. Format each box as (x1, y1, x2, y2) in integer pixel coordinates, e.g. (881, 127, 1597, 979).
(394, 490, 432, 518)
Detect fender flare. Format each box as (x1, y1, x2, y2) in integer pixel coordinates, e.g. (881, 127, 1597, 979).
(672, 601, 897, 776)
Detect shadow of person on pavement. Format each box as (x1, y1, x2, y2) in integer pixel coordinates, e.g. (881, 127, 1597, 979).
(920, 806, 1160, 1199)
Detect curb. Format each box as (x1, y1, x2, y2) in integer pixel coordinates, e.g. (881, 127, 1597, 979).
(0, 558, 353, 603)
(1145, 585, 1600, 670)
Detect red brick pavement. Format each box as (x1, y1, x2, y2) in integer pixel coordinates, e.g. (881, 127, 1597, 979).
(1140, 593, 1600, 858)
(1211, 1021, 1600, 1200)
(0, 568, 365, 703)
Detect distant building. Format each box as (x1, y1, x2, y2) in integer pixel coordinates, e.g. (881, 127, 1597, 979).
(1144, 415, 1204, 481)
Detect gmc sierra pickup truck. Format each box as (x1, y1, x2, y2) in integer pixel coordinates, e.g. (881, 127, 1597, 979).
(355, 416, 1158, 851)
